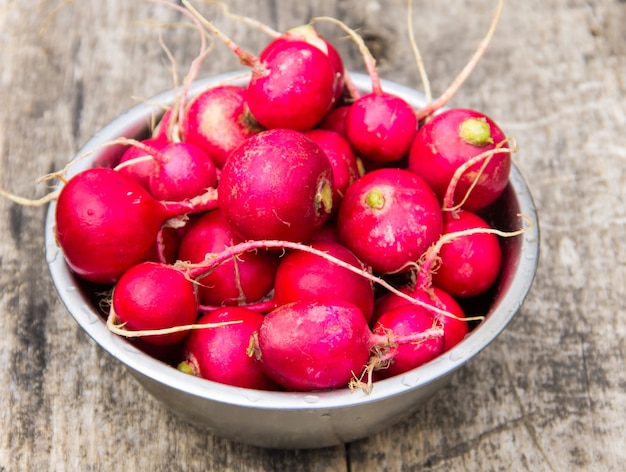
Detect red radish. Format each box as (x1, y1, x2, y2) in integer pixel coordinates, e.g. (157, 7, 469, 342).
(54, 168, 217, 284)
(371, 304, 444, 379)
(124, 237, 455, 389)
(152, 107, 174, 141)
(110, 262, 199, 346)
(245, 38, 337, 130)
(253, 299, 445, 391)
(130, 337, 185, 367)
(148, 141, 218, 202)
(181, 85, 262, 169)
(337, 168, 443, 274)
(413, 0, 505, 122)
(314, 16, 417, 163)
(408, 108, 511, 211)
(183, 4, 338, 130)
(317, 105, 351, 136)
(309, 222, 341, 244)
(177, 210, 277, 308)
(189, 6, 345, 106)
(373, 285, 468, 352)
(116, 137, 165, 190)
(254, 300, 372, 391)
(178, 307, 279, 390)
(218, 128, 334, 242)
(281, 24, 346, 105)
(145, 226, 180, 265)
(302, 129, 360, 216)
(431, 210, 503, 298)
(345, 92, 418, 163)
(272, 241, 375, 322)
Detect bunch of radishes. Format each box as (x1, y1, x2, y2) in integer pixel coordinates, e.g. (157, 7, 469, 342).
(11, 1, 525, 393)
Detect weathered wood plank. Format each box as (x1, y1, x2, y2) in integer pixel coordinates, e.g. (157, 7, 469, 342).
(1, 0, 625, 470)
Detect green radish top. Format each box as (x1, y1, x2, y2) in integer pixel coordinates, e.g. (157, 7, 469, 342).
(316, 179, 334, 215)
(459, 117, 494, 146)
(365, 188, 386, 210)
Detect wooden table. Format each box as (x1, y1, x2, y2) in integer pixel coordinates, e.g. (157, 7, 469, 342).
(1, 0, 624, 470)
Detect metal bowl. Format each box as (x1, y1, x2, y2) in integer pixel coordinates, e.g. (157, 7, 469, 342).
(45, 72, 540, 449)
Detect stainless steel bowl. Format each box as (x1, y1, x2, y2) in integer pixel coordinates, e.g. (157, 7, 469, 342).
(45, 72, 540, 449)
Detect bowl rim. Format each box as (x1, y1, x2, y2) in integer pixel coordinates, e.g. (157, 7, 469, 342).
(45, 71, 540, 411)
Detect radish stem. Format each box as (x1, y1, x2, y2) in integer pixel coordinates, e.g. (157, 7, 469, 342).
(415, 0, 505, 121)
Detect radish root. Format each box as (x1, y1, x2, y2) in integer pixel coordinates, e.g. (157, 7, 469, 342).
(311, 16, 382, 95)
(350, 321, 445, 394)
(106, 303, 242, 338)
(211, 1, 281, 38)
(415, 0, 505, 121)
(416, 213, 534, 290)
(176, 239, 463, 322)
(407, 0, 432, 104)
(442, 137, 517, 214)
(182, 0, 259, 68)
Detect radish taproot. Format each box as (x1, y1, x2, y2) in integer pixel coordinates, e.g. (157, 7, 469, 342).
(372, 285, 468, 352)
(218, 128, 334, 242)
(147, 141, 218, 202)
(280, 24, 346, 105)
(314, 16, 417, 163)
(345, 92, 418, 164)
(245, 37, 337, 130)
(431, 210, 503, 298)
(116, 137, 165, 190)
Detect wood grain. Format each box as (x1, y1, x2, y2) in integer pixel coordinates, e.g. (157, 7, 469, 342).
(1, 0, 625, 470)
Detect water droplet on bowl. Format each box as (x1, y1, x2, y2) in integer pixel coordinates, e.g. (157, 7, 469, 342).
(448, 349, 466, 362)
(80, 304, 100, 325)
(46, 246, 60, 264)
(400, 372, 420, 387)
(304, 395, 319, 404)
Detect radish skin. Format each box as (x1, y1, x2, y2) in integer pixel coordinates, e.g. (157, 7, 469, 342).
(408, 108, 511, 211)
(178, 307, 280, 390)
(255, 300, 372, 391)
(177, 209, 277, 307)
(54, 168, 218, 284)
(272, 241, 375, 322)
(218, 128, 334, 242)
(337, 168, 443, 274)
(111, 262, 199, 346)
